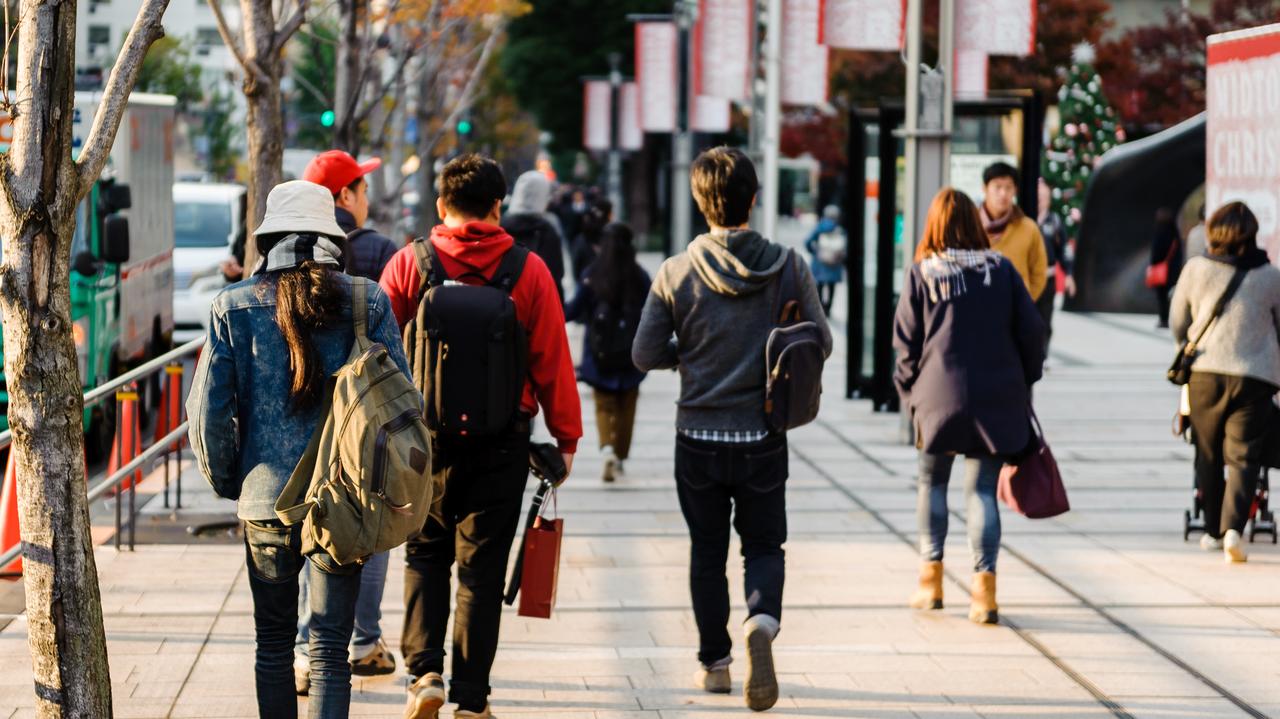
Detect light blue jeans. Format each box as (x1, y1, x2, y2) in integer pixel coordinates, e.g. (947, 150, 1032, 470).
(297, 550, 389, 658)
(917, 452, 1002, 573)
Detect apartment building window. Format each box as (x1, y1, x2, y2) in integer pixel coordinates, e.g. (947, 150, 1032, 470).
(87, 25, 110, 59)
(195, 27, 223, 55)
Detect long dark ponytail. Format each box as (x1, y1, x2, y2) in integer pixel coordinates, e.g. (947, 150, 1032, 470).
(256, 233, 346, 411)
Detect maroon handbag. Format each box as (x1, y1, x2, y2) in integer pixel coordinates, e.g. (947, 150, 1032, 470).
(998, 410, 1070, 519)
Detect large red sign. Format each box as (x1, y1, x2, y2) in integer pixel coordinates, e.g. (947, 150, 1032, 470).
(819, 0, 904, 51)
(782, 0, 829, 106)
(635, 22, 678, 133)
(1207, 23, 1280, 261)
(695, 0, 753, 102)
(582, 80, 612, 151)
(619, 82, 643, 151)
(956, 0, 1035, 58)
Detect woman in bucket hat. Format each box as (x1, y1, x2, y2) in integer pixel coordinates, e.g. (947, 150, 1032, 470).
(187, 181, 412, 718)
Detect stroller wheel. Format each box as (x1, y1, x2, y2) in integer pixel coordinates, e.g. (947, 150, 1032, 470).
(1183, 510, 1191, 542)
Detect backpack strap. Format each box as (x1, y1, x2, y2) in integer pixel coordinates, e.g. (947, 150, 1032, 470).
(487, 245, 530, 293)
(351, 278, 372, 350)
(774, 249, 803, 325)
(412, 237, 447, 295)
(1187, 267, 1248, 353)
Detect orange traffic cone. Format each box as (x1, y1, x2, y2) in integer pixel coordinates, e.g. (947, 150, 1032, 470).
(107, 387, 142, 492)
(1, 447, 21, 574)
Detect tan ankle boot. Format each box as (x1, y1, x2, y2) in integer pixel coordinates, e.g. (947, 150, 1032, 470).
(908, 561, 944, 610)
(968, 572, 998, 624)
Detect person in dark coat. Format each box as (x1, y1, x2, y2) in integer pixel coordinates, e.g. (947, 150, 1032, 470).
(564, 222, 650, 483)
(570, 197, 612, 282)
(505, 170, 567, 304)
(893, 187, 1045, 626)
(1149, 206, 1182, 329)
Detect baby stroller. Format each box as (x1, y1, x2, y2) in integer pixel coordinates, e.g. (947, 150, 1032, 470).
(1177, 400, 1278, 543)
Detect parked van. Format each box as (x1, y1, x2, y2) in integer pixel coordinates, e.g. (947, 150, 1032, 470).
(173, 182, 246, 342)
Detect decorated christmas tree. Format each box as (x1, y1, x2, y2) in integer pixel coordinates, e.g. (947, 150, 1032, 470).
(1042, 43, 1125, 239)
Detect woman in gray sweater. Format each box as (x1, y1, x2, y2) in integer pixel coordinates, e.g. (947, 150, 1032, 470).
(893, 188, 1045, 625)
(1170, 201, 1280, 563)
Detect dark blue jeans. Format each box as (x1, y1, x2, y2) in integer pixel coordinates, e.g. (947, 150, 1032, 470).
(244, 520, 362, 719)
(674, 433, 788, 666)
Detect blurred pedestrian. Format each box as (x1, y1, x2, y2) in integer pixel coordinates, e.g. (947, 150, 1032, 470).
(893, 187, 1045, 626)
(565, 222, 651, 483)
(571, 197, 613, 282)
(303, 150, 398, 282)
(506, 170, 567, 303)
(188, 181, 411, 719)
(1035, 177, 1072, 357)
(633, 147, 832, 711)
(980, 162, 1047, 302)
(1148, 207, 1182, 329)
(803, 205, 846, 316)
(1170, 201, 1280, 563)
(1185, 204, 1208, 260)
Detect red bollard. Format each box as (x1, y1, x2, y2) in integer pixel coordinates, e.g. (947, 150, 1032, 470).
(165, 364, 183, 450)
(0, 448, 21, 574)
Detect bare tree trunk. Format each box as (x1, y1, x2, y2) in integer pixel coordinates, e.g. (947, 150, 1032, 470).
(0, 1, 167, 715)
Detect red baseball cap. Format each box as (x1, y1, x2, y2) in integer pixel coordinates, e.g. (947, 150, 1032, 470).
(303, 150, 382, 195)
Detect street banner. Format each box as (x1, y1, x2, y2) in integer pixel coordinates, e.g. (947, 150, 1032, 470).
(691, 94, 732, 133)
(782, 0, 829, 106)
(695, 0, 753, 101)
(619, 82, 643, 151)
(1207, 23, 1280, 261)
(635, 22, 677, 133)
(819, 0, 905, 51)
(582, 80, 612, 151)
(956, 0, 1035, 57)
(954, 48, 988, 98)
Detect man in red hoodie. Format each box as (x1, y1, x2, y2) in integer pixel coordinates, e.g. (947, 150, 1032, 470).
(382, 154, 581, 719)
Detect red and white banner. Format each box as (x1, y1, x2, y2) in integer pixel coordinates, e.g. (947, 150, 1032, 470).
(691, 94, 732, 133)
(695, 0, 753, 101)
(635, 22, 678, 133)
(819, 0, 905, 51)
(582, 80, 612, 151)
(782, 0, 829, 106)
(954, 48, 988, 98)
(955, 0, 1035, 57)
(1207, 23, 1280, 261)
(618, 82, 643, 151)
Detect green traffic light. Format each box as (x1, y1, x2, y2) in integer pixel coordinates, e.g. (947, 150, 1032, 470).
(457, 119, 472, 136)
(320, 110, 335, 127)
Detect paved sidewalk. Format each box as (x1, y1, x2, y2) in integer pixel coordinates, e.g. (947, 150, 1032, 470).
(2, 253, 1280, 717)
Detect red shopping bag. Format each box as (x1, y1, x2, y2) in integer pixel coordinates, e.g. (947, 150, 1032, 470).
(517, 515, 563, 618)
(998, 409, 1071, 519)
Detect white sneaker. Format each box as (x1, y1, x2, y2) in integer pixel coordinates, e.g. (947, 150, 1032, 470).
(1224, 529, 1248, 563)
(602, 445, 619, 483)
(1200, 534, 1223, 551)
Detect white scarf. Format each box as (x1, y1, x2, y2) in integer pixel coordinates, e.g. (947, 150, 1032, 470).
(918, 249, 1004, 303)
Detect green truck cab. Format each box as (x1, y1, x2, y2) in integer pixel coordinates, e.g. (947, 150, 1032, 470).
(0, 92, 176, 461)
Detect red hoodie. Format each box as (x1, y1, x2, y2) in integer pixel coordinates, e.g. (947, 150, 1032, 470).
(379, 222, 582, 453)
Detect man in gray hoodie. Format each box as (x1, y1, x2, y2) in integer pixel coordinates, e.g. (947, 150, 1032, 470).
(633, 147, 832, 711)
(505, 170, 566, 302)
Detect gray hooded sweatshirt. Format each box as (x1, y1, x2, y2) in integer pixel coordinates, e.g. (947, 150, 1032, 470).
(633, 229, 833, 433)
(508, 170, 565, 239)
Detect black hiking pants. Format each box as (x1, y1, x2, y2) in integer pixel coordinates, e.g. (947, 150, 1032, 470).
(1188, 372, 1277, 538)
(402, 424, 530, 711)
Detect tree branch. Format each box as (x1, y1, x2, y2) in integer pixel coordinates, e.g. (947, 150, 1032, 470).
(292, 70, 331, 107)
(75, 0, 172, 199)
(273, 0, 308, 54)
(423, 22, 503, 153)
(207, 0, 269, 86)
(355, 38, 418, 126)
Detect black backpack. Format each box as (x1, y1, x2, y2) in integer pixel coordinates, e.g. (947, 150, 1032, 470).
(764, 250, 826, 432)
(587, 296, 642, 373)
(403, 238, 529, 437)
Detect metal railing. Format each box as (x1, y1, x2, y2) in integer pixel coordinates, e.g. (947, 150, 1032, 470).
(0, 335, 206, 570)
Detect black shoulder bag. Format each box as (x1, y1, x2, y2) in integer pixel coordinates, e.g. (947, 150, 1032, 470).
(1167, 268, 1247, 386)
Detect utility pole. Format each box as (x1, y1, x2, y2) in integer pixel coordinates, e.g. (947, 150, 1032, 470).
(672, 0, 697, 254)
(760, 0, 782, 242)
(607, 52, 626, 221)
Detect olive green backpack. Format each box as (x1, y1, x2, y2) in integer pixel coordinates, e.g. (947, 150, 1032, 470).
(275, 279, 433, 566)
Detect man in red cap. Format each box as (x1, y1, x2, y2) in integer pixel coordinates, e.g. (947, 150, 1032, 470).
(303, 150, 399, 281)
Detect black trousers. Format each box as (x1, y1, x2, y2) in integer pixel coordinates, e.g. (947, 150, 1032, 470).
(1154, 287, 1171, 327)
(674, 433, 788, 666)
(1188, 372, 1277, 538)
(402, 427, 530, 710)
(1035, 287, 1055, 355)
(816, 283, 836, 317)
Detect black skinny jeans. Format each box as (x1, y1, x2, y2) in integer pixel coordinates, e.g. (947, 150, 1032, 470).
(401, 427, 530, 711)
(1188, 372, 1277, 538)
(674, 433, 788, 666)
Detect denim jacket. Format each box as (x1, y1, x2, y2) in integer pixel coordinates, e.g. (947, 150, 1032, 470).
(186, 273, 412, 520)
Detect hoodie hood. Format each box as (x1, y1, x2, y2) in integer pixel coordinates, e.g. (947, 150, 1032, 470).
(430, 221, 515, 276)
(509, 171, 552, 214)
(688, 229, 787, 297)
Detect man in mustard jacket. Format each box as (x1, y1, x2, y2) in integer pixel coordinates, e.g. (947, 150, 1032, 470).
(979, 162, 1048, 301)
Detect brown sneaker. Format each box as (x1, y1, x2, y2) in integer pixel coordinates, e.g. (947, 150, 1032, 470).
(743, 615, 779, 711)
(695, 665, 731, 694)
(454, 705, 496, 718)
(403, 672, 446, 719)
(351, 638, 396, 676)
